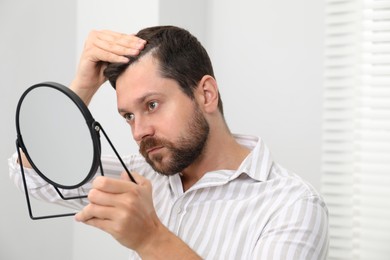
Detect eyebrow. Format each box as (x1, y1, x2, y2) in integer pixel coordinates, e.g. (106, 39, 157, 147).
(118, 92, 163, 114)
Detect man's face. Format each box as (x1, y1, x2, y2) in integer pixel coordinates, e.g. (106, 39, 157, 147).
(116, 54, 209, 176)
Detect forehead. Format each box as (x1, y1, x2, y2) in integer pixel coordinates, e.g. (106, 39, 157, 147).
(116, 54, 160, 91)
(115, 55, 182, 107)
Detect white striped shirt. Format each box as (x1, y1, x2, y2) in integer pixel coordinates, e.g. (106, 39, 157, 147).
(9, 134, 329, 259)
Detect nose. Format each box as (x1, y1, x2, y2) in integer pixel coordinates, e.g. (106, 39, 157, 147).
(132, 115, 154, 143)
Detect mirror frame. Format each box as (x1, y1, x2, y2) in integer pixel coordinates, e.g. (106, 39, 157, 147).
(15, 82, 135, 220)
(15, 82, 101, 189)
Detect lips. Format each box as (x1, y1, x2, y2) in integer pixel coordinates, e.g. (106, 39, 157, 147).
(146, 146, 164, 154)
(140, 137, 167, 158)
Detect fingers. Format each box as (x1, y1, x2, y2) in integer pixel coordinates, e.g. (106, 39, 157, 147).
(87, 187, 118, 207)
(74, 173, 158, 250)
(75, 202, 114, 222)
(75, 183, 129, 223)
(70, 29, 146, 105)
(93, 37, 139, 57)
(86, 46, 130, 64)
(76, 174, 152, 220)
(86, 30, 146, 63)
(81, 217, 111, 234)
(120, 171, 143, 182)
(98, 30, 146, 53)
(92, 176, 136, 194)
(120, 171, 131, 181)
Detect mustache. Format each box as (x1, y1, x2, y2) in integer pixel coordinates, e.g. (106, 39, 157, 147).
(139, 137, 168, 157)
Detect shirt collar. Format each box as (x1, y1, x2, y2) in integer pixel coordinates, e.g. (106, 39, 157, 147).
(169, 134, 273, 195)
(230, 134, 273, 182)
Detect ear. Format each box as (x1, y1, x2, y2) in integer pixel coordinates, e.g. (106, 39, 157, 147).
(195, 75, 219, 114)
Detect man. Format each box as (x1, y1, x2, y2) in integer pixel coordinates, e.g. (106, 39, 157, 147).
(9, 26, 328, 259)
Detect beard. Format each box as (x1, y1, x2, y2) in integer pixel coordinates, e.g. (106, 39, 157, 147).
(139, 104, 210, 176)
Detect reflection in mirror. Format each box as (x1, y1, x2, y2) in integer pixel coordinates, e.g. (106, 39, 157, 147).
(18, 85, 96, 188)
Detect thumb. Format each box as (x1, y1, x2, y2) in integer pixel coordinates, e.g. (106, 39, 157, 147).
(120, 171, 143, 184)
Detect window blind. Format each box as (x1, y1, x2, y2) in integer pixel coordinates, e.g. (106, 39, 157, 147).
(321, 0, 390, 259)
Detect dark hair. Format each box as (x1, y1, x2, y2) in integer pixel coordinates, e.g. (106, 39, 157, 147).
(104, 25, 223, 114)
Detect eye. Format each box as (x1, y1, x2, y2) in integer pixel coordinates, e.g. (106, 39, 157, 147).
(123, 113, 135, 122)
(147, 101, 159, 111)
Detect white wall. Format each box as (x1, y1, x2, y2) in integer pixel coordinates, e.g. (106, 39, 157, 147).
(0, 1, 76, 259)
(1, 0, 325, 259)
(206, 0, 325, 189)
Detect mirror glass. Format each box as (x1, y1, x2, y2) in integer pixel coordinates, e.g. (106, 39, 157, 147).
(17, 85, 97, 188)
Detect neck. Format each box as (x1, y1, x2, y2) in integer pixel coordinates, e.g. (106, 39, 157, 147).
(180, 129, 250, 191)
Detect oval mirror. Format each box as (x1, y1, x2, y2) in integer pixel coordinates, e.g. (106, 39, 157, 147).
(16, 82, 100, 189)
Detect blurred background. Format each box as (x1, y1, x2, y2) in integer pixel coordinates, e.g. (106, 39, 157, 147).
(1, 0, 388, 259)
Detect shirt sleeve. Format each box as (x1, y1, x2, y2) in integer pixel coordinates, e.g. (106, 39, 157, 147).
(252, 195, 329, 260)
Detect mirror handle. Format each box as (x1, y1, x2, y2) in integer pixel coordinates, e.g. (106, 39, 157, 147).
(92, 122, 137, 184)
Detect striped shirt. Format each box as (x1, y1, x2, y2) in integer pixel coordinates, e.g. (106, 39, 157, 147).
(9, 134, 329, 259)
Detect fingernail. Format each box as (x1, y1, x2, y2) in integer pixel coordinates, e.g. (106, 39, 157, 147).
(138, 40, 147, 47)
(74, 212, 81, 221)
(120, 56, 130, 63)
